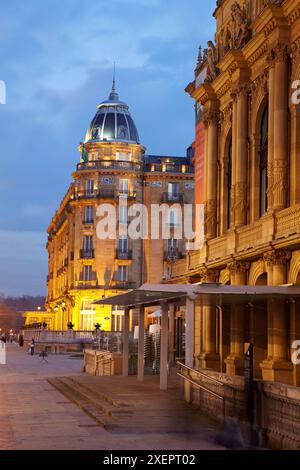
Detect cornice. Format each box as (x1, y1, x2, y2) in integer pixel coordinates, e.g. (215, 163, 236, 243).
(253, 5, 288, 36)
(283, 0, 300, 26)
(185, 81, 195, 97)
(190, 82, 218, 105)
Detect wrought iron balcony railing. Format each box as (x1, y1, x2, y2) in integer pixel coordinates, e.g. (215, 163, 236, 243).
(116, 249, 133, 260)
(164, 250, 184, 261)
(80, 249, 95, 259)
(161, 192, 184, 203)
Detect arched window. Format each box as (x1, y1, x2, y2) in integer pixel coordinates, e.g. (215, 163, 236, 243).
(227, 138, 232, 229)
(259, 106, 269, 216)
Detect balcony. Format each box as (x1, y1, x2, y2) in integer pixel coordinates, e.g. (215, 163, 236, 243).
(76, 160, 142, 172)
(98, 189, 115, 199)
(164, 250, 184, 261)
(73, 279, 98, 289)
(74, 190, 98, 200)
(80, 249, 95, 259)
(82, 219, 94, 225)
(144, 163, 194, 174)
(161, 192, 184, 203)
(117, 191, 137, 200)
(111, 279, 137, 290)
(116, 249, 133, 260)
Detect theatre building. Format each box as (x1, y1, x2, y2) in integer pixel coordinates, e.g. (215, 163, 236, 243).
(166, 0, 300, 387)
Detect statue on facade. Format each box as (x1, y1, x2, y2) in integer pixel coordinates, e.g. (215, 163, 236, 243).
(205, 41, 218, 82)
(231, 2, 250, 50)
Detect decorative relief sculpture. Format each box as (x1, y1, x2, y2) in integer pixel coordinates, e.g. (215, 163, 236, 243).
(231, 2, 251, 50)
(263, 250, 291, 267)
(205, 199, 217, 239)
(227, 260, 250, 276)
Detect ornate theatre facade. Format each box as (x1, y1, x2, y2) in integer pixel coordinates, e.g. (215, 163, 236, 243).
(169, 0, 300, 386)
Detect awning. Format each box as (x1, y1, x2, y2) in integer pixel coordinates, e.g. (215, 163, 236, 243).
(94, 288, 187, 308)
(94, 283, 300, 308)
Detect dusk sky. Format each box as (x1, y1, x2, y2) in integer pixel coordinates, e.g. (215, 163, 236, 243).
(0, 0, 216, 296)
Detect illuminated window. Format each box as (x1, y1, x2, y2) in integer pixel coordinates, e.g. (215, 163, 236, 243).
(86, 179, 94, 195)
(83, 206, 94, 224)
(119, 179, 129, 194)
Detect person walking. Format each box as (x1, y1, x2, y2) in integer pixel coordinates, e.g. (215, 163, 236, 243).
(29, 338, 35, 356)
(19, 334, 24, 347)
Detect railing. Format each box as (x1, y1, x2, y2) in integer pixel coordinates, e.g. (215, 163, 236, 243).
(73, 279, 98, 289)
(22, 330, 124, 352)
(164, 251, 184, 261)
(161, 192, 184, 203)
(82, 219, 94, 225)
(177, 362, 246, 420)
(98, 189, 115, 199)
(117, 191, 137, 200)
(80, 249, 95, 259)
(74, 190, 98, 199)
(116, 249, 133, 260)
(144, 164, 194, 174)
(111, 280, 137, 290)
(76, 161, 142, 172)
(92, 331, 123, 353)
(23, 330, 95, 344)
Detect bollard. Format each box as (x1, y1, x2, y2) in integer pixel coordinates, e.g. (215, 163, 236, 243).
(0, 341, 6, 365)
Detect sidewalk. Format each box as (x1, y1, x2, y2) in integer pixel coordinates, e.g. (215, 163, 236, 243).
(0, 344, 223, 450)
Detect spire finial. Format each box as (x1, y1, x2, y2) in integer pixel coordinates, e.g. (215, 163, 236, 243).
(109, 62, 119, 101)
(112, 61, 116, 92)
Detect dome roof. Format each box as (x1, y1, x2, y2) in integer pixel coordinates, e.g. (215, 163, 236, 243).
(85, 80, 140, 144)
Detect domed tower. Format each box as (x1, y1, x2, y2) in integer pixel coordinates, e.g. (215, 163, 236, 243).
(67, 82, 145, 331)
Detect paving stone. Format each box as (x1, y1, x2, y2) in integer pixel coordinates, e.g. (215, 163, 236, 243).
(0, 344, 223, 450)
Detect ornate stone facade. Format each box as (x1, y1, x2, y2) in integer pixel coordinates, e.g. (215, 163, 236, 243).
(172, 0, 300, 386)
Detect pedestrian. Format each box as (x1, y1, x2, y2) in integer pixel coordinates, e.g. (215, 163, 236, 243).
(29, 338, 35, 356)
(19, 334, 24, 347)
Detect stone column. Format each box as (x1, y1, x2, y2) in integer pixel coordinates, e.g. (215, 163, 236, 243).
(160, 302, 169, 391)
(235, 86, 248, 227)
(267, 53, 275, 210)
(225, 261, 249, 376)
(290, 104, 300, 205)
(185, 296, 195, 368)
(199, 269, 220, 370)
(137, 306, 145, 382)
(272, 45, 289, 211)
(204, 108, 219, 240)
(230, 95, 238, 228)
(261, 250, 293, 385)
(184, 296, 195, 403)
(168, 304, 175, 366)
(122, 307, 130, 377)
